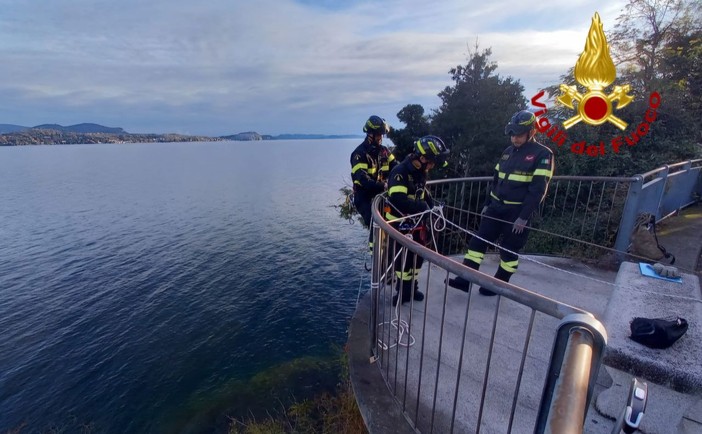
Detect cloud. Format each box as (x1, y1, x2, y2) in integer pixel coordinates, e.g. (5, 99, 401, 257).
(0, 0, 628, 135)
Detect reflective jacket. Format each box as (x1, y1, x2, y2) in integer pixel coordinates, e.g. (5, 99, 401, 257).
(486, 140, 554, 220)
(350, 139, 396, 197)
(385, 156, 434, 221)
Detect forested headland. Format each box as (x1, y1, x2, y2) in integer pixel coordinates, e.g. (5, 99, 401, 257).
(388, 0, 701, 178)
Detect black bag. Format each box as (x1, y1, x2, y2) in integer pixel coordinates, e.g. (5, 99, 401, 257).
(629, 317, 688, 349)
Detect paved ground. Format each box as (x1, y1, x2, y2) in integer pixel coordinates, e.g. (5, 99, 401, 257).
(348, 204, 702, 434)
(655, 203, 702, 275)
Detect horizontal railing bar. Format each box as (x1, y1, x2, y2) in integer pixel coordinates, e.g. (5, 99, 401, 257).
(427, 175, 637, 187)
(371, 196, 587, 320)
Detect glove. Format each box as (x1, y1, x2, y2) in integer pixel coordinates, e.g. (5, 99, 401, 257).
(652, 263, 680, 278)
(512, 217, 528, 234)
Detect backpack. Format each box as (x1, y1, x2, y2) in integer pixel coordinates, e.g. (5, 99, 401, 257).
(629, 317, 688, 349)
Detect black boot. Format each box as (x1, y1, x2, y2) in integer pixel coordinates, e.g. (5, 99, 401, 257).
(393, 280, 424, 306)
(412, 280, 425, 302)
(479, 267, 512, 296)
(478, 287, 496, 296)
(447, 258, 478, 293)
(447, 276, 471, 293)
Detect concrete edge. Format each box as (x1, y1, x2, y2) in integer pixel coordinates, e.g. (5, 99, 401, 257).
(603, 348, 702, 395)
(347, 292, 417, 434)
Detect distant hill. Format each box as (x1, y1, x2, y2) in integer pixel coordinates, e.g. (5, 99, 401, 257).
(272, 134, 362, 140)
(220, 131, 263, 141)
(32, 123, 126, 134)
(0, 124, 29, 134)
(220, 132, 362, 141)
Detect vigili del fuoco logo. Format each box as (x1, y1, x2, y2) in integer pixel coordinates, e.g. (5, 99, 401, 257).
(531, 12, 661, 157)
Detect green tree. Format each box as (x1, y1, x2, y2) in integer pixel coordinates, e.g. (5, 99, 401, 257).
(431, 45, 526, 177)
(659, 28, 702, 143)
(609, 0, 701, 94)
(387, 104, 431, 161)
(609, 0, 700, 168)
(542, 1, 700, 176)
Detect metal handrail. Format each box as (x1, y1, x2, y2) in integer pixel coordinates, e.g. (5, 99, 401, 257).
(369, 194, 608, 434)
(360, 159, 702, 433)
(371, 201, 586, 319)
(640, 158, 702, 181)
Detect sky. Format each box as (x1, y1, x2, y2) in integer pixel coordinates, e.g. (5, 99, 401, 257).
(0, 0, 629, 136)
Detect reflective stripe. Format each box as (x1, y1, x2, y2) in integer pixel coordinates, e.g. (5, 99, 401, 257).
(385, 212, 399, 220)
(533, 168, 553, 178)
(388, 185, 408, 195)
(498, 172, 506, 179)
(354, 180, 362, 186)
(464, 249, 485, 264)
(495, 163, 500, 171)
(368, 167, 377, 174)
(351, 163, 368, 174)
(500, 259, 519, 273)
(507, 173, 533, 182)
(490, 191, 522, 205)
(388, 154, 396, 163)
(395, 271, 414, 281)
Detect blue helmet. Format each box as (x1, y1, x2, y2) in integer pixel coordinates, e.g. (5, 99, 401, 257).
(505, 110, 536, 136)
(363, 115, 390, 135)
(415, 135, 449, 167)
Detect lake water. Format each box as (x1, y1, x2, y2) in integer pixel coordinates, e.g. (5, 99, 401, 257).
(0, 140, 368, 433)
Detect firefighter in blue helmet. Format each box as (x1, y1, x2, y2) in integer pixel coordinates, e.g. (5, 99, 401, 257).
(350, 115, 397, 250)
(449, 110, 554, 296)
(386, 135, 449, 305)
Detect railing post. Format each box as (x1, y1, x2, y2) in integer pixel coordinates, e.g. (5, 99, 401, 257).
(613, 175, 644, 259)
(535, 314, 608, 434)
(652, 166, 670, 220)
(369, 212, 383, 357)
(677, 161, 693, 213)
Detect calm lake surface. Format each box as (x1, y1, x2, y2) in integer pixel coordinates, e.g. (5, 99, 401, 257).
(0, 140, 368, 433)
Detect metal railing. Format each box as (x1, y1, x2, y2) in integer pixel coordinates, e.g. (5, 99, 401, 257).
(369, 194, 608, 434)
(425, 176, 635, 258)
(424, 159, 702, 259)
(361, 161, 700, 432)
(613, 159, 702, 254)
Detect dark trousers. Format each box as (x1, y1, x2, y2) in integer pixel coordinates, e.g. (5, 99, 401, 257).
(464, 204, 530, 280)
(391, 225, 425, 293)
(353, 193, 374, 250)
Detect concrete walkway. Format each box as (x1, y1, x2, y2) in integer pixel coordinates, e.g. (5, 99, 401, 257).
(655, 203, 702, 275)
(348, 204, 702, 434)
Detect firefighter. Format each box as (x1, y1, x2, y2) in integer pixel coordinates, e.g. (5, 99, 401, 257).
(350, 115, 397, 251)
(448, 110, 554, 296)
(386, 135, 449, 305)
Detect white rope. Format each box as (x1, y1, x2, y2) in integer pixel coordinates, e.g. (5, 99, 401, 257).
(440, 217, 702, 305)
(377, 202, 702, 305)
(377, 317, 416, 350)
(355, 246, 370, 308)
(376, 233, 420, 350)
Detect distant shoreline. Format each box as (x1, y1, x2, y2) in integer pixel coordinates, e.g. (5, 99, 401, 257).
(0, 129, 363, 146)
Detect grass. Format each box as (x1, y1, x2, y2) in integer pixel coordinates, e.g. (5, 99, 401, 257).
(228, 350, 367, 434)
